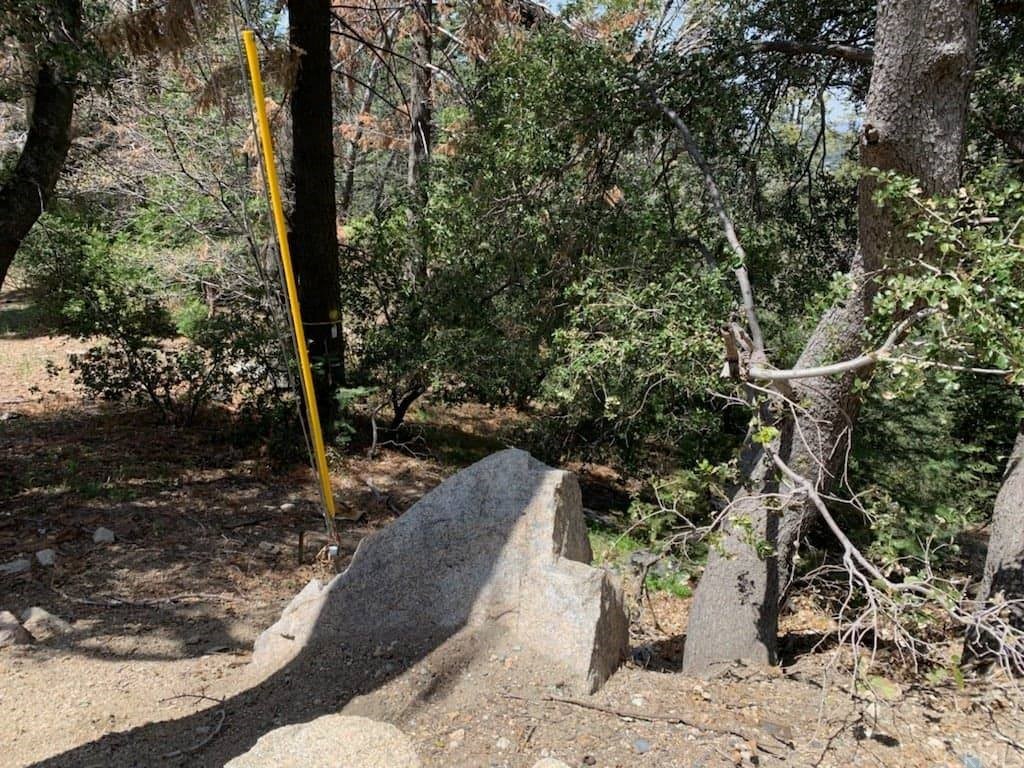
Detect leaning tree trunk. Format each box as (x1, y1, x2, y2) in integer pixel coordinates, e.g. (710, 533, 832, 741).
(963, 422, 1024, 671)
(289, 0, 344, 425)
(0, 0, 81, 291)
(682, 0, 980, 675)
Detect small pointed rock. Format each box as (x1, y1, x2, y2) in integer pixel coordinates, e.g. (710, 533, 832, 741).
(93, 527, 115, 544)
(21, 607, 73, 639)
(0, 610, 33, 647)
(35, 549, 56, 567)
(633, 738, 652, 754)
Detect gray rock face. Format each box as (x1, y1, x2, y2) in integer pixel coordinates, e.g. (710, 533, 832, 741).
(0, 610, 33, 647)
(253, 449, 628, 693)
(0, 558, 31, 575)
(224, 714, 420, 768)
(20, 607, 72, 639)
(93, 527, 115, 544)
(35, 549, 56, 567)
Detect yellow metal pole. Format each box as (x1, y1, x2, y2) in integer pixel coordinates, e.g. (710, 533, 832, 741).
(242, 29, 337, 530)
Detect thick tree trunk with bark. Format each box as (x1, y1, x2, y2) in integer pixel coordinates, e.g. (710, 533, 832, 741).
(289, 0, 344, 424)
(0, 0, 81, 291)
(682, 0, 980, 675)
(963, 423, 1024, 670)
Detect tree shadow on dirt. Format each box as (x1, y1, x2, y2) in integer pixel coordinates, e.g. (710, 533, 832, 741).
(26, 464, 551, 767)
(0, 405, 395, 664)
(0, 288, 59, 340)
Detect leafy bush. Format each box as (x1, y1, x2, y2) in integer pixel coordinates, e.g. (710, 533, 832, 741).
(625, 459, 735, 553)
(836, 168, 1024, 576)
(851, 377, 1021, 577)
(21, 205, 287, 425)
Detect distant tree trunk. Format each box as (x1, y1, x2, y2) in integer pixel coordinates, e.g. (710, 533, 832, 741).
(963, 422, 1024, 671)
(289, 0, 344, 426)
(407, 0, 432, 284)
(682, 0, 980, 675)
(339, 57, 384, 219)
(0, 0, 81, 291)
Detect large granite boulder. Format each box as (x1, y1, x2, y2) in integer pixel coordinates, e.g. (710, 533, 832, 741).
(224, 714, 420, 768)
(253, 449, 628, 693)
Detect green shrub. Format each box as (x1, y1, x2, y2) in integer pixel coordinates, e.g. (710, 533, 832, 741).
(22, 205, 287, 426)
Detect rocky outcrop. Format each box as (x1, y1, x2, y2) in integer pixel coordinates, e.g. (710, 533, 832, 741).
(253, 449, 628, 694)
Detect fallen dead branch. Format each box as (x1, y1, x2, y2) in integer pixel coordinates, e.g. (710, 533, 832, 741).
(53, 588, 241, 608)
(500, 692, 793, 757)
(158, 693, 226, 759)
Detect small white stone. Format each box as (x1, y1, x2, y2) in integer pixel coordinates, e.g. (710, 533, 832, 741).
(0, 558, 31, 575)
(93, 527, 115, 544)
(495, 736, 513, 751)
(280, 502, 296, 512)
(448, 728, 466, 749)
(36, 549, 56, 567)
(20, 606, 73, 639)
(0, 610, 33, 646)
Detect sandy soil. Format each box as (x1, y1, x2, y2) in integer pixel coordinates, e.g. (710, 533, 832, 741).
(2, 286, 1022, 768)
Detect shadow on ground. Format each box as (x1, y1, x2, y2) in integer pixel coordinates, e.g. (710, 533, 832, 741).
(0, 405, 389, 663)
(0, 289, 58, 340)
(27, 470, 550, 767)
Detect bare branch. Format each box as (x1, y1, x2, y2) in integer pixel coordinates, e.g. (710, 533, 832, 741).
(749, 39, 874, 65)
(648, 91, 766, 359)
(766, 443, 1024, 676)
(747, 308, 936, 382)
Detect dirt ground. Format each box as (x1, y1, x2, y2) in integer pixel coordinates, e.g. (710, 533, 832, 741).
(2, 286, 1023, 768)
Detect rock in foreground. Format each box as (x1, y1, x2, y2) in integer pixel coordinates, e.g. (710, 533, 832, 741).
(0, 558, 31, 575)
(253, 449, 628, 693)
(224, 714, 420, 768)
(0, 610, 32, 647)
(20, 607, 72, 640)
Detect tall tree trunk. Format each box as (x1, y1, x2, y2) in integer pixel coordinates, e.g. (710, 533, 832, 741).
(289, 0, 344, 425)
(682, 0, 980, 675)
(963, 422, 1024, 671)
(0, 0, 81, 291)
(407, 0, 433, 285)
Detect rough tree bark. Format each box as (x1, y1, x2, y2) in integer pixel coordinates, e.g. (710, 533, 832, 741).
(682, 0, 980, 675)
(289, 0, 344, 424)
(963, 422, 1024, 670)
(0, 0, 81, 291)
